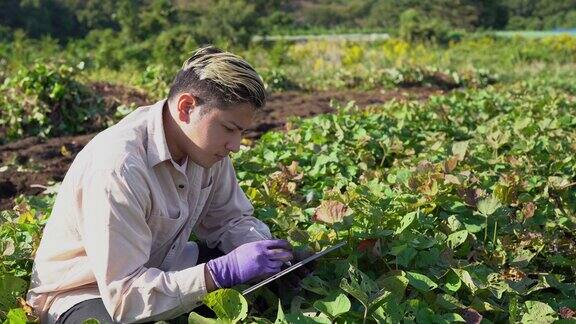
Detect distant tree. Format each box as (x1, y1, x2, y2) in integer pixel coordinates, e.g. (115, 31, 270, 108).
(0, 0, 83, 39)
(115, 0, 142, 39)
(139, 0, 176, 35)
(194, 0, 258, 47)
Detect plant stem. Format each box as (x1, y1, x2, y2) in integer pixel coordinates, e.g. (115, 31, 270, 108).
(493, 218, 498, 244)
(484, 217, 488, 243)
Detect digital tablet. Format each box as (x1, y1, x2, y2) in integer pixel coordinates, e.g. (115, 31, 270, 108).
(242, 240, 347, 295)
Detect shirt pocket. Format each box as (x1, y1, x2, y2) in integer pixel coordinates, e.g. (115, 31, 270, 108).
(147, 209, 182, 251)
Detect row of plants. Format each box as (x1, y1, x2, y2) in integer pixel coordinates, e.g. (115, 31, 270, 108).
(1, 34, 575, 94)
(0, 60, 498, 143)
(1, 81, 574, 323)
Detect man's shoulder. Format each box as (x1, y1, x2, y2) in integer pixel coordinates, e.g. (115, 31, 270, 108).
(73, 107, 154, 175)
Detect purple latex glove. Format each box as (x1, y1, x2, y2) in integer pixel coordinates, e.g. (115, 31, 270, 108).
(206, 239, 293, 288)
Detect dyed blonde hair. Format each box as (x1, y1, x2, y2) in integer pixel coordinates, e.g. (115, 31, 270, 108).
(168, 46, 266, 110)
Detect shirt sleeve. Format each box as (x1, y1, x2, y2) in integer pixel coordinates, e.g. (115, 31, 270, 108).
(78, 162, 207, 323)
(193, 157, 272, 253)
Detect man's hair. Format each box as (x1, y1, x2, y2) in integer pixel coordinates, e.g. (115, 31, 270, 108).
(167, 46, 266, 111)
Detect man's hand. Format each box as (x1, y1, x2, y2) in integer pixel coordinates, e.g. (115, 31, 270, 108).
(206, 240, 293, 288)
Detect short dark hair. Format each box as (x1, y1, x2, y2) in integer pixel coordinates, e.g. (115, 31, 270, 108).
(167, 46, 266, 110)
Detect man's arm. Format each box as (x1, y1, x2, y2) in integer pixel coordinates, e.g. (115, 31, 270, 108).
(79, 164, 208, 323)
(193, 157, 272, 253)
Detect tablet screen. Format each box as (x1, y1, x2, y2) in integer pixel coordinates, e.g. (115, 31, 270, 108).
(242, 241, 346, 295)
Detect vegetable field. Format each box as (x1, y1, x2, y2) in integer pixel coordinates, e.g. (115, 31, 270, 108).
(1, 35, 576, 323)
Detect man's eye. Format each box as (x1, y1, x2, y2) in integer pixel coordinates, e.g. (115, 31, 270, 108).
(223, 125, 234, 132)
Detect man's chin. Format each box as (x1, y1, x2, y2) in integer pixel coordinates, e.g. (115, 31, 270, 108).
(197, 157, 221, 169)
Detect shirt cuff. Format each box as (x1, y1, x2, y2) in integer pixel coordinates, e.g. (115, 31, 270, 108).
(206, 263, 223, 289)
(172, 264, 207, 310)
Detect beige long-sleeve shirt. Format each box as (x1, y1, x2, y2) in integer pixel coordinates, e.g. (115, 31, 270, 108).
(26, 99, 271, 323)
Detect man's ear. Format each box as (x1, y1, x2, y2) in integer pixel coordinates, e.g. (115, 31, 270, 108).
(176, 93, 198, 123)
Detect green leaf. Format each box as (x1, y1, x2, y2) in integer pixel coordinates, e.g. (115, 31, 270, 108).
(5, 308, 28, 324)
(444, 270, 462, 293)
(284, 313, 331, 324)
(378, 273, 409, 301)
(436, 294, 464, 310)
(188, 312, 220, 324)
(395, 212, 416, 234)
(301, 276, 331, 296)
(287, 228, 310, 244)
(0, 275, 29, 311)
(446, 230, 468, 249)
(405, 272, 438, 293)
(313, 293, 351, 319)
(82, 319, 101, 324)
(340, 278, 369, 309)
(203, 289, 248, 322)
(274, 300, 286, 324)
(441, 313, 466, 322)
(477, 195, 501, 216)
(339, 264, 380, 309)
(521, 301, 557, 324)
(451, 268, 478, 294)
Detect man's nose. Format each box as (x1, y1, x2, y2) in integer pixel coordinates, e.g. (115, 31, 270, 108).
(225, 136, 241, 153)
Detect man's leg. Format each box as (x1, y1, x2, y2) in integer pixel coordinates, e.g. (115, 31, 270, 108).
(55, 298, 117, 324)
(55, 298, 187, 324)
(57, 244, 226, 323)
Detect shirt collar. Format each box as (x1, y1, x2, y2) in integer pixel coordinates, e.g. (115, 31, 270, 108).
(147, 99, 173, 168)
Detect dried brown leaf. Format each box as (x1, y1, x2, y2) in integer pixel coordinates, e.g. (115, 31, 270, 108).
(312, 200, 350, 225)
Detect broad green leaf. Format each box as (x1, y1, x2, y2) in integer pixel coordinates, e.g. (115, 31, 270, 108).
(366, 290, 392, 315)
(5, 308, 28, 324)
(405, 272, 438, 293)
(284, 313, 331, 324)
(301, 276, 331, 296)
(313, 293, 351, 319)
(446, 230, 468, 249)
(446, 215, 463, 232)
(203, 289, 248, 322)
(378, 273, 409, 301)
(0, 275, 29, 311)
(340, 264, 381, 310)
(521, 301, 557, 323)
(340, 278, 369, 308)
(393, 245, 417, 267)
(435, 294, 464, 310)
(288, 228, 310, 244)
(477, 195, 501, 216)
(395, 212, 416, 234)
(444, 270, 462, 292)
(188, 312, 220, 324)
(451, 268, 478, 294)
(441, 313, 466, 322)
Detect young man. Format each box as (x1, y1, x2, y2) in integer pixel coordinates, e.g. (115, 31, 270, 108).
(27, 46, 294, 323)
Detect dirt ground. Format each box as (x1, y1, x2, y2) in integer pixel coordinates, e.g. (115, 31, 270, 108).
(0, 84, 443, 209)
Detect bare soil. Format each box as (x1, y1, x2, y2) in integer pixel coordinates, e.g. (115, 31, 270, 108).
(0, 83, 443, 209)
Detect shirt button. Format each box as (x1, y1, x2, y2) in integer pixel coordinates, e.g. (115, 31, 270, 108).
(178, 184, 185, 189)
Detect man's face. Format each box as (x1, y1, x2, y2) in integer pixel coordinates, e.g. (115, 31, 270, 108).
(179, 98, 255, 168)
